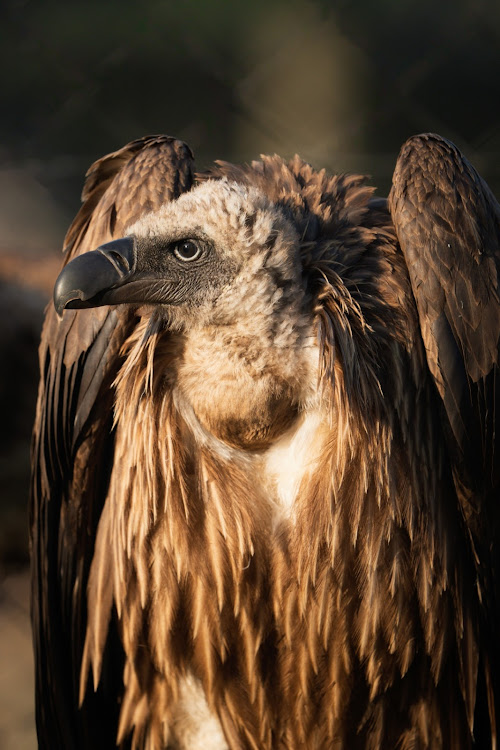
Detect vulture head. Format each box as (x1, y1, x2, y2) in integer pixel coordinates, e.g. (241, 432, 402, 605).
(54, 179, 318, 450)
(32, 134, 500, 750)
(54, 179, 305, 322)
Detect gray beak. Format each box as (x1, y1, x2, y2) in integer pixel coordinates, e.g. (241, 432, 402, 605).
(53, 237, 137, 317)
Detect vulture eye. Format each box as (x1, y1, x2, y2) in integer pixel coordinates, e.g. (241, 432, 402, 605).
(172, 240, 203, 262)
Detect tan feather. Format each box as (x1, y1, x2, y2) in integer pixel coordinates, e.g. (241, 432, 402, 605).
(31, 134, 500, 749)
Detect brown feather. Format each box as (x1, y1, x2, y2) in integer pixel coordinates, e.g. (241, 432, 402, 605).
(32, 134, 500, 749)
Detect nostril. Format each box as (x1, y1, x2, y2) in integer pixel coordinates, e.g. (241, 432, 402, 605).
(96, 236, 136, 277)
(107, 249, 130, 274)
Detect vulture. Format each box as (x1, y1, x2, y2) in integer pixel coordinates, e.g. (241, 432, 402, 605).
(30, 133, 500, 750)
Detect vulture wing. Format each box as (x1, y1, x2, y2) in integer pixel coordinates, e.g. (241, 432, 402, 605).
(30, 135, 194, 750)
(389, 133, 500, 735)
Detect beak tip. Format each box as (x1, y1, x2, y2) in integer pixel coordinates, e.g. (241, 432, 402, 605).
(53, 268, 83, 316)
(53, 292, 77, 317)
(54, 293, 77, 318)
(52, 236, 137, 315)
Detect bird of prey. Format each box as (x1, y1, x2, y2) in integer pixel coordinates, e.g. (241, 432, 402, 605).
(31, 133, 500, 749)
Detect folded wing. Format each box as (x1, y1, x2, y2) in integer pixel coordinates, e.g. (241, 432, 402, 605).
(30, 135, 194, 749)
(389, 133, 500, 741)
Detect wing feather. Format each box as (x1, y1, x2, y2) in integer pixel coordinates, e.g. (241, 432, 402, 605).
(389, 133, 500, 741)
(30, 135, 194, 749)
(389, 133, 500, 492)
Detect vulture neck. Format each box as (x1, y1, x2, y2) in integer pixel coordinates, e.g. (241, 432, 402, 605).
(173, 300, 319, 452)
(172, 306, 327, 518)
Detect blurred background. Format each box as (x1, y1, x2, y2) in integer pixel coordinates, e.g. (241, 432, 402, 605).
(1, 0, 499, 746)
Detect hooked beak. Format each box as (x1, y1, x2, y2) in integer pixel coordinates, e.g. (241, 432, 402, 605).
(53, 237, 138, 317)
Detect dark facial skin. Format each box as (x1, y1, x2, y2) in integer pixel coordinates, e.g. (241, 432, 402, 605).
(53, 234, 239, 316)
